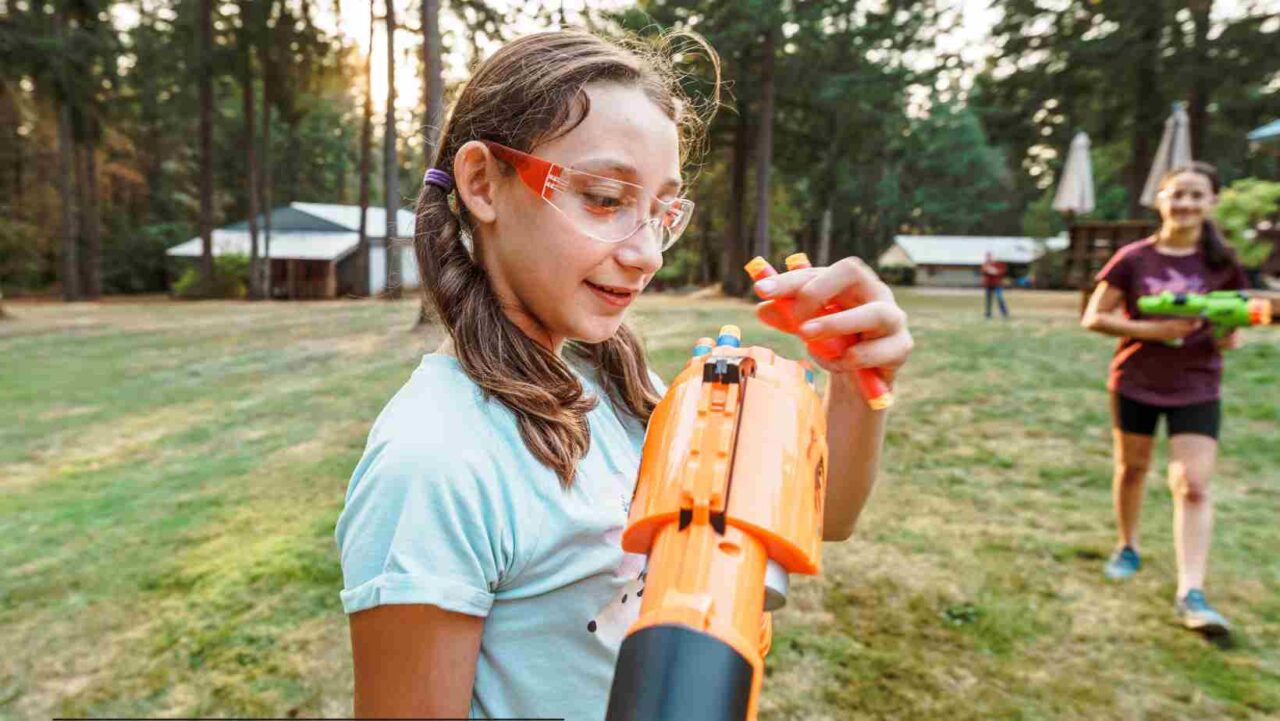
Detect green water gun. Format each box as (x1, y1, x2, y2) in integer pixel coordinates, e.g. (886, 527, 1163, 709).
(1137, 290, 1274, 342)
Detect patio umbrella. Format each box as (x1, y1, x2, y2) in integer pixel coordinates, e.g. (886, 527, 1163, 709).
(1140, 102, 1193, 208)
(1052, 131, 1095, 216)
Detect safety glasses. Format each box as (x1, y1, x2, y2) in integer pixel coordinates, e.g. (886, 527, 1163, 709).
(482, 140, 694, 252)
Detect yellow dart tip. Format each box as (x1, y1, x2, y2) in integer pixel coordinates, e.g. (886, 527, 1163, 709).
(744, 257, 772, 278)
(784, 253, 812, 270)
(867, 392, 894, 411)
(718, 324, 741, 339)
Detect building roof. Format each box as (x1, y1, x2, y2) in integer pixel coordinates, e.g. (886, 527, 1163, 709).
(167, 230, 361, 261)
(290, 202, 416, 237)
(168, 202, 416, 261)
(879, 235, 1066, 268)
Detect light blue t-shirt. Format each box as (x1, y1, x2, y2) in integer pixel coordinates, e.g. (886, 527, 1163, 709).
(335, 353, 664, 720)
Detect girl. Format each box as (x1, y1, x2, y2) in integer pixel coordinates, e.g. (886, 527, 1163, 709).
(335, 30, 913, 719)
(1082, 162, 1246, 636)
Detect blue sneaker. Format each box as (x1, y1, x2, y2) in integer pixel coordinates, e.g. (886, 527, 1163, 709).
(1104, 546, 1141, 580)
(1177, 590, 1231, 636)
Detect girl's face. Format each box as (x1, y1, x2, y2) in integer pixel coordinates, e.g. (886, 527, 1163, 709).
(460, 82, 681, 351)
(1156, 171, 1217, 232)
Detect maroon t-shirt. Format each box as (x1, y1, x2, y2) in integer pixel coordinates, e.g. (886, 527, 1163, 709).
(1095, 237, 1246, 407)
(981, 261, 1006, 288)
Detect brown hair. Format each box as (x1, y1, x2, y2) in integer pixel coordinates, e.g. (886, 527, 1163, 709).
(414, 30, 719, 485)
(1157, 161, 1235, 271)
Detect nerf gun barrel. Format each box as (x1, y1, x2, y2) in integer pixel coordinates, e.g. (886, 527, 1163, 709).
(605, 326, 828, 721)
(1137, 290, 1273, 337)
(745, 253, 894, 410)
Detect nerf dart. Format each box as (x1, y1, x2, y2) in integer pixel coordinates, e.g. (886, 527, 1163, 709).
(744, 254, 894, 410)
(606, 326, 828, 721)
(1138, 290, 1274, 339)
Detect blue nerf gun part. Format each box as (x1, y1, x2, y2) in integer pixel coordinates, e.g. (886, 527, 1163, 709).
(716, 324, 742, 348)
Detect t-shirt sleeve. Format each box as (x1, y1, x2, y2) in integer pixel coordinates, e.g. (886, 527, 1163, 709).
(335, 437, 508, 617)
(1096, 247, 1133, 289)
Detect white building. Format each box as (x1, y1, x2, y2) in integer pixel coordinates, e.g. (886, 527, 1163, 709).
(877, 234, 1068, 287)
(166, 202, 419, 298)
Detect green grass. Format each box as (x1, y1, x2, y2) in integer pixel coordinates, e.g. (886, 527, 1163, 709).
(1, 288, 1277, 720)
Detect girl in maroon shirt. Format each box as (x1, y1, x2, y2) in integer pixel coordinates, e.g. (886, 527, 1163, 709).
(1082, 162, 1246, 636)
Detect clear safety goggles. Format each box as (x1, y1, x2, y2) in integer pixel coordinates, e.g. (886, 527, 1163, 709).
(483, 140, 694, 252)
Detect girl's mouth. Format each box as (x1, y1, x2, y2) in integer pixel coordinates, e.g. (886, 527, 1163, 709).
(585, 280, 637, 308)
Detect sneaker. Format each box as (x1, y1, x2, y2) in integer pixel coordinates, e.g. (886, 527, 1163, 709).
(1103, 546, 1141, 580)
(1176, 589, 1231, 636)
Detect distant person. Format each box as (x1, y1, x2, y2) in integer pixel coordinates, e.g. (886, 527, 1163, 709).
(1081, 161, 1247, 637)
(981, 252, 1009, 318)
(332, 30, 914, 720)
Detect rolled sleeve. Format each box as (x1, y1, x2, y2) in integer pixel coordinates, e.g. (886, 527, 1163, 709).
(335, 437, 507, 617)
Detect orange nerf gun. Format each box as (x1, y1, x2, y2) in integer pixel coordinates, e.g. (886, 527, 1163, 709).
(606, 325, 827, 721)
(746, 253, 894, 410)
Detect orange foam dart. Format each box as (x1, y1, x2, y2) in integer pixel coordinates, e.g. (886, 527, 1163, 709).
(744, 255, 894, 410)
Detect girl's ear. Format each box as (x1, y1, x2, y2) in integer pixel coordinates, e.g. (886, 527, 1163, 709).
(453, 140, 499, 224)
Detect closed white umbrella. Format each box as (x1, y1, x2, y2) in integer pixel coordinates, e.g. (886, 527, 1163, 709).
(1052, 131, 1096, 215)
(1140, 102, 1193, 208)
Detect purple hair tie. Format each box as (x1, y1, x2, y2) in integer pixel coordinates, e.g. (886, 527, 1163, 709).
(424, 168, 454, 193)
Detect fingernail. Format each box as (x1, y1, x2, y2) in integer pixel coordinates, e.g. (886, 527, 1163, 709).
(754, 279, 776, 296)
(799, 321, 820, 337)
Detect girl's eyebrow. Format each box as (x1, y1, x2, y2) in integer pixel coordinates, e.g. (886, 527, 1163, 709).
(573, 157, 683, 194)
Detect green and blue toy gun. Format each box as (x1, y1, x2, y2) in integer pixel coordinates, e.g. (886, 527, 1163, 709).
(1137, 290, 1273, 341)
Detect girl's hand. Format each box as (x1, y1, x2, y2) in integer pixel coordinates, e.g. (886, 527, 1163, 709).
(1140, 318, 1203, 343)
(1215, 329, 1244, 350)
(752, 256, 913, 382)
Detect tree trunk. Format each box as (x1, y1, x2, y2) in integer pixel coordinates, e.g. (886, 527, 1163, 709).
(720, 99, 751, 297)
(79, 116, 102, 298)
(356, 3, 374, 298)
(421, 0, 444, 164)
(198, 0, 215, 296)
(259, 1, 274, 298)
(1127, 3, 1162, 219)
(54, 5, 81, 301)
(11, 111, 21, 215)
(241, 0, 262, 299)
(698, 204, 713, 286)
(383, 0, 402, 300)
(817, 205, 834, 268)
(416, 0, 443, 323)
(751, 24, 777, 260)
(1187, 0, 1212, 158)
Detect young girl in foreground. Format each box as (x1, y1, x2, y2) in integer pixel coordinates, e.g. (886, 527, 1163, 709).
(1083, 162, 1247, 635)
(335, 30, 913, 719)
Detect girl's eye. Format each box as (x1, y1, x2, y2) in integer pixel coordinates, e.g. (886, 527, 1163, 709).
(579, 187, 634, 212)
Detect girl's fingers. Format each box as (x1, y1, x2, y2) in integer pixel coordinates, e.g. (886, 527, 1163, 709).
(834, 331, 914, 372)
(754, 300, 793, 331)
(751, 267, 821, 300)
(792, 257, 893, 321)
(796, 301, 906, 342)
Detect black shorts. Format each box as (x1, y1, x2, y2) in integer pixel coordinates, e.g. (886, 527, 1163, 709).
(1111, 394, 1221, 440)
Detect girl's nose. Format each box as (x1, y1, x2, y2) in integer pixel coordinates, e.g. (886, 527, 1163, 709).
(615, 221, 664, 275)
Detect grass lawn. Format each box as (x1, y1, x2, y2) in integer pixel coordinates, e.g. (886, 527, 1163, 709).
(1, 288, 1277, 720)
